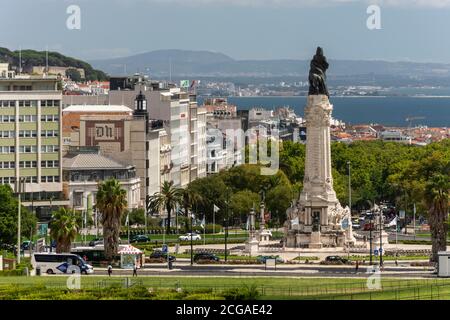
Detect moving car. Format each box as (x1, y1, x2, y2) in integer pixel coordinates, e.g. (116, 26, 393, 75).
(89, 238, 103, 246)
(256, 255, 284, 263)
(32, 253, 94, 275)
(21, 240, 34, 251)
(193, 252, 220, 263)
(179, 233, 202, 241)
(89, 238, 121, 246)
(150, 250, 176, 262)
(130, 235, 150, 243)
(325, 256, 349, 264)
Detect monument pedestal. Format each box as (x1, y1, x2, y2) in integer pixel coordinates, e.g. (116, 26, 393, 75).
(245, 238, 259, 255)
(309, 232, 323, 249)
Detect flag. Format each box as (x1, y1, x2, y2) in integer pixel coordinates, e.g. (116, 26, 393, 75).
(180, 80, 189, 88)
(387, 217, 397, 227)
(213, 204, 220, 213)
(291, 217, 299, 226)
(200, 216, 205, 229)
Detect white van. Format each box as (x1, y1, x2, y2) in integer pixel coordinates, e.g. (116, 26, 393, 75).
(32, 253, 94, 275)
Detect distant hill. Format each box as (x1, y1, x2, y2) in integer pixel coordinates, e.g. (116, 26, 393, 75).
(0, 48, 108, 81)
(90, 49, 450, 86)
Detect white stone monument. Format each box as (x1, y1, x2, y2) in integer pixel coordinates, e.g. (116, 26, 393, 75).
(245, 207, 259, 255)
(284, 94, 356, 248)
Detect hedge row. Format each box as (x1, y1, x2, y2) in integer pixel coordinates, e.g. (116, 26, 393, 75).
(120, 224, 223, 236)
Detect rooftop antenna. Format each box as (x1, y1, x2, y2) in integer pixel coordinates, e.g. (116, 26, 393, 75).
(45, 45, 49, 76)
(18, 46, 22, 75)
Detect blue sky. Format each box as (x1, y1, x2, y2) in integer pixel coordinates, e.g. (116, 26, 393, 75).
(1, 0, 450, 62)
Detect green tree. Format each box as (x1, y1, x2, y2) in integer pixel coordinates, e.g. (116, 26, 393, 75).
(65, 68, 82, 81)
(230, 190, 260, 224)
(0, 185, 36, 245)
(146, 181, 183, 234)
(96, 178, 128, 261)
(188, 175, 228, 222)
(266, 184, 293, 224)
(49, 207, 78, 253)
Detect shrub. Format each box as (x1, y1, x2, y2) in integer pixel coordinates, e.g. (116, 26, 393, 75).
(222, 284, 260, 300)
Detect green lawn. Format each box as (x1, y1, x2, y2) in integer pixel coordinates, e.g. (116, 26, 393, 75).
(1, 276, 450, 300)
(347, 255, 430, 261)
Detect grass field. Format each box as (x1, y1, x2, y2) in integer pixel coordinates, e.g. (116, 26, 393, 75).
(1, 276, 450, 300)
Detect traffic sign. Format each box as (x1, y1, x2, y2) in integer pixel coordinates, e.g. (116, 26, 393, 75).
(374, 249, 379, 256)
(162, 244, 168, 254)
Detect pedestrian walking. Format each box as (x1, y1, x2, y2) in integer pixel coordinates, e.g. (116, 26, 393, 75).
(355, 260, 359, 273)
(107, 263, 113, 277)
(133, 263, 138, 277)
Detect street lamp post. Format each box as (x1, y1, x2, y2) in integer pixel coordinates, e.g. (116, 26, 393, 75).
(16, 177, 25, 264)
(369, 214, 373, 265)
(224, 189, 230, 262)
(379, 207, 383, 267)
(190, 209, 194, 266)
(347, 161, 351, 213)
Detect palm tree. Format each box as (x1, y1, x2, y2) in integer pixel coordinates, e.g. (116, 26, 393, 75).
(425, 174, 450, 263)
(49, 207, 78, 253)
(96, 178, 128, 261)
(147, 181, 182, 234)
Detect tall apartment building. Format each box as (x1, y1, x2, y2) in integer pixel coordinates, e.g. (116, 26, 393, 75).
(0, 75, 66, 221)
(62, 75, 207, 190)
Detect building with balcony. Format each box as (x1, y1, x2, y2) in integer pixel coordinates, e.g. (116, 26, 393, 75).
(0, 75, 67, 221)
(62, 146, 140, 211)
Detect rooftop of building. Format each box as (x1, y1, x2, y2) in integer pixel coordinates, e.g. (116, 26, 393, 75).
(62, 104, 133, 113)
(63, 151, 131, 171)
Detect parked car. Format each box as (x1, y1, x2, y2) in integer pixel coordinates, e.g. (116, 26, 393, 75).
(179, 233, 202, 241)
(193, 252, 220, 263)
(325, 256, 349, 264)
(150, 250, 176, 262)
(256, 255, 284, 264)
(130, 235, 150, 243)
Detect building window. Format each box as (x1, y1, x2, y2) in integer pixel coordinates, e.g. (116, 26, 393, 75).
(19, 145, 37, 153)
(0, 146, 15, 154)
(0, 100, 15, 108)
(1, 115, 15, 122)
(73, 192, 83, 207)
(41, 145, 59, 153)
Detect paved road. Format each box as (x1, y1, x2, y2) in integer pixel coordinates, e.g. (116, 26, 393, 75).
(87, 263, 436, 278)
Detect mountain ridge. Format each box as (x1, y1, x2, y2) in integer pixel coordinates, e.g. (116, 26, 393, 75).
(90, 49, 450, 81)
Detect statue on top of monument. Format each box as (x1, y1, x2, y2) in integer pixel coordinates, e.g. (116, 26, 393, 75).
(308, 47, 329, 97)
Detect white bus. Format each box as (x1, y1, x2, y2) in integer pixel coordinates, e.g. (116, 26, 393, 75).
(31, 253, 94, 275)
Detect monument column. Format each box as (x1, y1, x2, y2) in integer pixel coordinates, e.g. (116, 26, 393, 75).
(285, 47, 356, 249)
